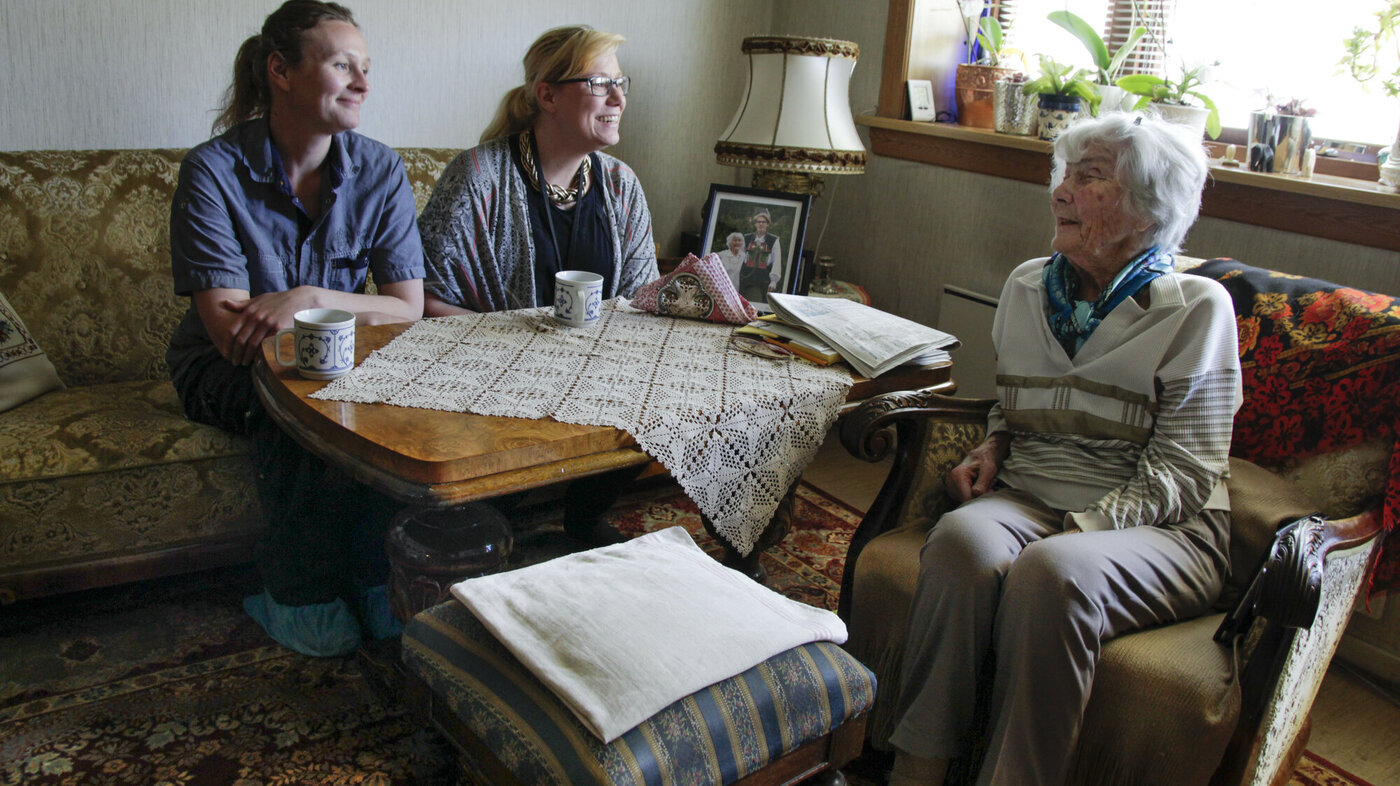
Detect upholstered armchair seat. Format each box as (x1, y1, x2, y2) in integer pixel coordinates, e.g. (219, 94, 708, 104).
(0, 146, 462, 603)
(837, 259, 1393, 786)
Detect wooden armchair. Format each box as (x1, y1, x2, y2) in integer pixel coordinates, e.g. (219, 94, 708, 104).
(836, 259, 1395, 785)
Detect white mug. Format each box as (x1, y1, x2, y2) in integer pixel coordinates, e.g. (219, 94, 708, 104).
(275, 308, 356, 380)
(554, 270, 603, 328)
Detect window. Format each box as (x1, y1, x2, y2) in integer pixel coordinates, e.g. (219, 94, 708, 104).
(994, 0, 1172, 79)
(865, 0, 1400, 254)
(985, 0, 1397, 146)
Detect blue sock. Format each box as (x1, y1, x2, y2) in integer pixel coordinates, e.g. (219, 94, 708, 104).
(243, 592, 362, 657)
(357, 584, 404, 640)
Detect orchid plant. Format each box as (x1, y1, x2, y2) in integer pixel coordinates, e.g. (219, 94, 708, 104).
(1048, 10, 1147, 86)
(958, 1, 1024, 68)
(1116, 60, 1223, 138)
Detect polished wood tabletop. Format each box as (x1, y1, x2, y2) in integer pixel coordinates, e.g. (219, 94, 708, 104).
(254, 320, 952, 509)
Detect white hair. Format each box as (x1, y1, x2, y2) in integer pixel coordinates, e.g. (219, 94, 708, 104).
(1051, 113, 1209, 255)
(726, 231, 744, 245)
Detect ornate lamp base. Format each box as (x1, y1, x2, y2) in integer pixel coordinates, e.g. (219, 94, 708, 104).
(752, 169, 825, 196)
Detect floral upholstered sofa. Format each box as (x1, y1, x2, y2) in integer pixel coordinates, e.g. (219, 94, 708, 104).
(0, 147, 461, 604)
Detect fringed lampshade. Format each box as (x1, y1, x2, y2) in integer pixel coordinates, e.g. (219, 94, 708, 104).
(715, 36, 867, 196)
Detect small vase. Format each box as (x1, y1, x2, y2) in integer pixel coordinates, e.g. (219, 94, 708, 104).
(808, 256, 839, 295)
(1381, 117, 1400, 192)
(1151, 103, 1210, 140)
(993, 79, 1038, 136)
(1037, 94, 1083, 141)
(1247, 111, 1313, 175)
(956, 64, 1018, 129)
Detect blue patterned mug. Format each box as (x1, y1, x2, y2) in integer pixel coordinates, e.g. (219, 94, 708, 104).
(275, 308, 356, 380)
(554, 270, 603, 328)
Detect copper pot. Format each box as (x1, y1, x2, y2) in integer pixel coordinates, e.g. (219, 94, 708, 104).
(955, 64, 1017, 129)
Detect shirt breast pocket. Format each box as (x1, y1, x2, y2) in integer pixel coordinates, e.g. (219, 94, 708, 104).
(325, 246, 371, 292)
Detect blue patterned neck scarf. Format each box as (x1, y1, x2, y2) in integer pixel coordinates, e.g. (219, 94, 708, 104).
(1043, 247, 1172, 357)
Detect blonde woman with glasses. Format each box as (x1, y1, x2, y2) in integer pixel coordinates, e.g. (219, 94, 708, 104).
(419, 24, 657, 317)
(417, 25, 658, 545)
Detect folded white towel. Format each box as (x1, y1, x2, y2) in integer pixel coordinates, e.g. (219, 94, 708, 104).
(450, 526, 847, 742)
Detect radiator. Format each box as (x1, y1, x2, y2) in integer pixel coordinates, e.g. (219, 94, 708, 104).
(938, 285, 998, 399)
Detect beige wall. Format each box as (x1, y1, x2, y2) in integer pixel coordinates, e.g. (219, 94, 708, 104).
(0, 0, 763, 255)
(6, 1, 1397, 309)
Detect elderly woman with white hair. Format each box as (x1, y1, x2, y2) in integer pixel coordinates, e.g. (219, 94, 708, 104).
(886, 114, 1242, 786)
(716, 231, 748, 291)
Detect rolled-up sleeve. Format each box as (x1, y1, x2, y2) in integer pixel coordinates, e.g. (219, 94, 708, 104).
(367, 155, 426, 286)
(170, 156, 250, 295)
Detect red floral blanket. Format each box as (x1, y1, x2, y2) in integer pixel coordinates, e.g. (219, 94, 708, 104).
(1189, 259, 1399, 596)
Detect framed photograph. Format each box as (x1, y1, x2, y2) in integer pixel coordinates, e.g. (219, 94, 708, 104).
(907, 79, 935, 121)
(699, 184, 812, 313)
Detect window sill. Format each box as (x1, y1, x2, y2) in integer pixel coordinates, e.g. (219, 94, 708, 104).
(858, 115, 1400, 252)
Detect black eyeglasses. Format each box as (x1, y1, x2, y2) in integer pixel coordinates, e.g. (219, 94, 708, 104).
(555, 75, 631, 96)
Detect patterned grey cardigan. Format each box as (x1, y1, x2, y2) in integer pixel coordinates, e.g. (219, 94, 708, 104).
(417, 137, 659, 312)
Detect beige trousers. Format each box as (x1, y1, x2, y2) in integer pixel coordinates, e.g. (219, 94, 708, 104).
(887, 487, 1229, 786)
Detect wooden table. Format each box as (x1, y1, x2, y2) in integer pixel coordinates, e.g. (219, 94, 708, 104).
(254, 321, 952, 579)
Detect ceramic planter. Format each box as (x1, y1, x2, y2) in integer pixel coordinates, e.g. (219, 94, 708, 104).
(956, 64, 1018, 129)
(1152, 103, 1210, 140)
(1095, 85, 1132, 114)
(993, 79, 1038, 136)
(1036, 94, 1083, 141)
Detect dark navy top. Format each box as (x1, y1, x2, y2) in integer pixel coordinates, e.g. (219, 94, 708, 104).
(167, 119, 424, 377)
(508, 135, 614, 307)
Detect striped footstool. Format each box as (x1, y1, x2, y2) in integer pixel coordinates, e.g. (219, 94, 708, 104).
(402, 600, 875, 785)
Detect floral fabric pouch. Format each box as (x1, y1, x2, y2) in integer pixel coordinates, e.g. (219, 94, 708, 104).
(630, 253, 758, 325)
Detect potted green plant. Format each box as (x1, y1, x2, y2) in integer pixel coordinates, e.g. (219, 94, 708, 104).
(955, 10, 1024, 128)
(1047, 10, 1146, 114)
(1340, 0, 1400, 189)
(1021, 55, 1100, 140)
(1116, 61, 1222, 139)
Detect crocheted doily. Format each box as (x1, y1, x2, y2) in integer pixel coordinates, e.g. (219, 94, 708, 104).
(313, 300, 853, 555)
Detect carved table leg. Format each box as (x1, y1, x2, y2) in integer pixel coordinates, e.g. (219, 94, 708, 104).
(700, 481, 798, 584)
(386, 502, 515, 622)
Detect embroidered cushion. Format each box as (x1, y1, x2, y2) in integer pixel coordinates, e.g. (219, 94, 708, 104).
(0, 289, 64, 413)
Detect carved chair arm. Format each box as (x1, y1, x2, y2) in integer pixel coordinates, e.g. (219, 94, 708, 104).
(840, 388, 996, 464)
(1216, 509, 1385, 643)
(1211, 508, 1384, 786)
(836, 389, 996, 620)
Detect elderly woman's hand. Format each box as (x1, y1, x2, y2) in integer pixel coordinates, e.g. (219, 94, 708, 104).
(946, 432, 1012, 504)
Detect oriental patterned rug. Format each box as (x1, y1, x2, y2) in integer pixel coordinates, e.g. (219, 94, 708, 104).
(0, 481, 1375, 786)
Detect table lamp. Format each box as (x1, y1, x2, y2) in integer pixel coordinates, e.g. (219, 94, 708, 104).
(714, 36, 867, 197)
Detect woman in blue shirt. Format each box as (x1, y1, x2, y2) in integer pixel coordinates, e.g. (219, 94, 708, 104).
(167, 0, 423, 657)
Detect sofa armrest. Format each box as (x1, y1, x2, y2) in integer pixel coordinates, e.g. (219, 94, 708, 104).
(836, 389, 994, 620)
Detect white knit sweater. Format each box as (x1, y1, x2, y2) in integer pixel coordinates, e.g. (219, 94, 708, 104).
(989, 257, 1242, 531)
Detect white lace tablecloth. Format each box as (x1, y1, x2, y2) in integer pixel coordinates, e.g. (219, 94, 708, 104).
(312, 300, 854, 556)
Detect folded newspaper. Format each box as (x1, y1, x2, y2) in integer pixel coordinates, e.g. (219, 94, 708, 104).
(766, 293, 960, 378)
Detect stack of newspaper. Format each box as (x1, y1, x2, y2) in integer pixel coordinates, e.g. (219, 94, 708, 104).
(766, 293, 960, 378)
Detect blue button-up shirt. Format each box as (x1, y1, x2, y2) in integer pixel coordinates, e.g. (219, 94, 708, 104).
(167, 119, 424, 378)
